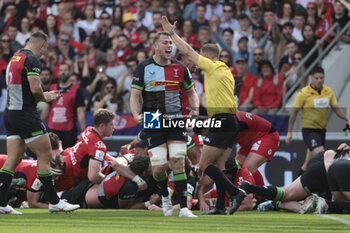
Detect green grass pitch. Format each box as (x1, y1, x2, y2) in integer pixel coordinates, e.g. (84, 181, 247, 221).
(0, 209, 349, 233)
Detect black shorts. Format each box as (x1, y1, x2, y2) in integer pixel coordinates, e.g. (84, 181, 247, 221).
(327, 159, 350, 192)
(302, 128, 326, 151)
(300, 152, 329, 194)
(49, 128, 78, 148)
(143, 127, 187, 149)
(4, 110, 46, 140)
(204, 113, 239, 149)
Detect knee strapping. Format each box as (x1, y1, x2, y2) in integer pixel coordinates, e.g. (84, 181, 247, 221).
(168, 143, 186, 158)
(148, 146, 167, 166)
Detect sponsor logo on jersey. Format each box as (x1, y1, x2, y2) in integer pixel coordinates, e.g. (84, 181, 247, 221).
(150, 80, 179, 87)
(11, 56, 22, 62)
(95, 141, 106, 149)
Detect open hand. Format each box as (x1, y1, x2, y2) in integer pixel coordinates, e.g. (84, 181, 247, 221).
(161, 16, 176, 32)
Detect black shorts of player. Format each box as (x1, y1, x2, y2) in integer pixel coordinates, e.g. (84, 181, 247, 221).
(327, 159, 350, 192)
(302, 128, 326, 151)
(204, 113, 239, 149)
(4, 109, 47, 139)
(300, 151, 329, 194)
(142, 127, 187, 149)
(60, 179, 94, 208)
(98, 194, 119, 209)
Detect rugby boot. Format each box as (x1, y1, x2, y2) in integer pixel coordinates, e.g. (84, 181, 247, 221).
(49, 199, 80, 213)
(0, 205, 22, 214)
(161, 191, 173, 216)
(229, 188, 247, 215)
(200, 207, 227, 215)
(179, 207, 197, 218)
(257, 201, 275, 212)
(300, 194, 318, 214)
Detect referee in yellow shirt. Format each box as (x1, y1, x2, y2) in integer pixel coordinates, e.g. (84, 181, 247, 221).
(286, 66, 350, 174)
(161, 16, 247, 215)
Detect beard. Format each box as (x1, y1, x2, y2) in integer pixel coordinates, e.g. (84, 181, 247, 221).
(59, 74, 69, 83)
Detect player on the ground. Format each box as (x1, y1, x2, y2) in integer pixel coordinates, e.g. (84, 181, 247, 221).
(0, 31, 79, 214)
(286, 66, 350, 175)
(130, 31, 199, 217)
(161, 16, 246, 215)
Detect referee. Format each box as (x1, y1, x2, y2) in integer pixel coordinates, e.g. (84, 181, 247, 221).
(161, 16, 246, 215)
(286, 66, 350, 174)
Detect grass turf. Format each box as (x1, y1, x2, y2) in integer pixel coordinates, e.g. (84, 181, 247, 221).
(0, 209, 349, 233)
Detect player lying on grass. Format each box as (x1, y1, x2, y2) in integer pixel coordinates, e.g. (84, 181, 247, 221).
(58, 156, 159, 209)
(299, 144, 350, 214)
(240, 144, 350, 214)
(196, 156, 255, 213)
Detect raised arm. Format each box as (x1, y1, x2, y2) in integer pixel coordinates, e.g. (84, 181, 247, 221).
(161, 16, 199, 66)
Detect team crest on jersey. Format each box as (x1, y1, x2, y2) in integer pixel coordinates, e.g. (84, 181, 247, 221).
(11, 56, 21, 62)
(150, 80, 179, 87)
(173, 68, 179, 77)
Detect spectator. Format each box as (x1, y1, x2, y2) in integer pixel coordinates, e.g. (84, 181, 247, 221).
(86, 60, 114, 97)
(277, 0, 295, 26)
(279, 50, 306, 89)
(43, 14, 59, 48)
(219, 49, 235, 75)
(16, 17, 31, 47)
(339, 0, 350, 43)
(150, 10, 163, 33)
(46, 49, 59, 82)
(147, 0, 165, 15)
(221, 4, 239, 31)
(278, 40, 298, 71)
(234, 36, 254, 65)
(198, 26, 212, 48)
(252, 60, 284, 115)
(248, 24, 274, 64)
(217, 28, 235, 51)
(83, 36, 105, 72)
(233, 0, 249, 18)
(165, 0, 183, 26)
(177, 0, 188, 15)
(235, 57, 258, 112)
(7, 24, 22, 51)
(68, 73, 90, 108)
(0, 33, 14, 63)
(133, 26, 152, 53)
(233, 14, 252, 52)
(292, 12, 306, 42)
(112, 4, 123, 27)
(64, 0, 84, 21)
(262, 0, 277, 12)
(74, 4, 100, 42)
(205, 0, 223, 21)
(180, 19, 200, 49)
(37, 67, 53, 111)
(120, 0, 137, 14)
(247, 47, 264, 76)
(41, 63, 86, 149)
(209, 14, 223, 41)
(93, 12, 113, 52)
(193, 3, 209, 34)
(306, 2, 320, 27)
(115, 34, 133, 64)
(105, 48, 127, 83)
(37, 0, 54, 22)
(135, 0, 153, 30)
(315, 0, 334, 19)
(94, 0, 113, 18)
(333, 0, 349, 30)
(121, 12, 141, 47)
(73, 53, 91, 83)
(93, 79, 119, 113)
(249, 3, 264, 27)
(135, 49, 148, 64)
(117, 57, 139, 113)
(298, 23, 318, 67)
(0, 3, 20, 33)
(55, 31, 76, 62)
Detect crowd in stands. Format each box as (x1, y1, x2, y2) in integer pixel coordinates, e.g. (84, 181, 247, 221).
(0, 0, 350, 116)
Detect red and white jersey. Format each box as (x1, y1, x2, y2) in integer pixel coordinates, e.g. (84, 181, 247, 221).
(0, 154, 7, 168)
(234, 111, 273, 148)
(55, 127, 107, 191)
(15, 160, 42, 192)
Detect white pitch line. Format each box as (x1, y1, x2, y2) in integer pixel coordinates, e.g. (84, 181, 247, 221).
(319, 214, 350, 226)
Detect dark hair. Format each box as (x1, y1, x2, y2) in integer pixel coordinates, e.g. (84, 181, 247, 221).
(195, 3, 206, 11)
(282, 21, 294, 29)
(222, 28, 234, 35)
(294, 11, 306, 20)
(310, 66, 324, 75)
(219, 48, 233, 67)
(277, 0, 295, 19)
(258, 59, 274, 73)
(41, 67, 52, 75)
(238, 13, 249, 20)
(59, 62, 72, 72)
(249, 3, 261, 10)
(50, 154, 66, 175)
(135, 139, 148, 149)
(137, 26, 149, 35)
(126, 56, 138, 64)
(93, 108, 116, 126)
(129, 156, 150, 176)
(286, 39, 298, 46)
(112, 4, 123, 26)
(263, 8, 275, 15)
(49, 132, 60, 150)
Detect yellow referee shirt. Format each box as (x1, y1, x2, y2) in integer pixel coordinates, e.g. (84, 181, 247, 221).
(293, 85, 337, 129)
(198, 55, 236, 117)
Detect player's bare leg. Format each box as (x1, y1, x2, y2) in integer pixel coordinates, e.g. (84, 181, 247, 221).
(243, 152, 268, 173)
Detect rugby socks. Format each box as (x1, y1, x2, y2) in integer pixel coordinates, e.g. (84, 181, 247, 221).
(153, 173, 169, 197)
(0, 168, 14, 206)
(204, 165, 239, 197)
(215, 182, 226, 209)
(244, 184, 284, 201)
(326, 200, 350, 214)
(38, 170, 59, 205)
(252, 170, 265, 202)
(173, 172, 187, 208)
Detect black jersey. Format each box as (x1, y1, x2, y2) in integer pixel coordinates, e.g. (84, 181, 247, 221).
(6, 49, 41, 112)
